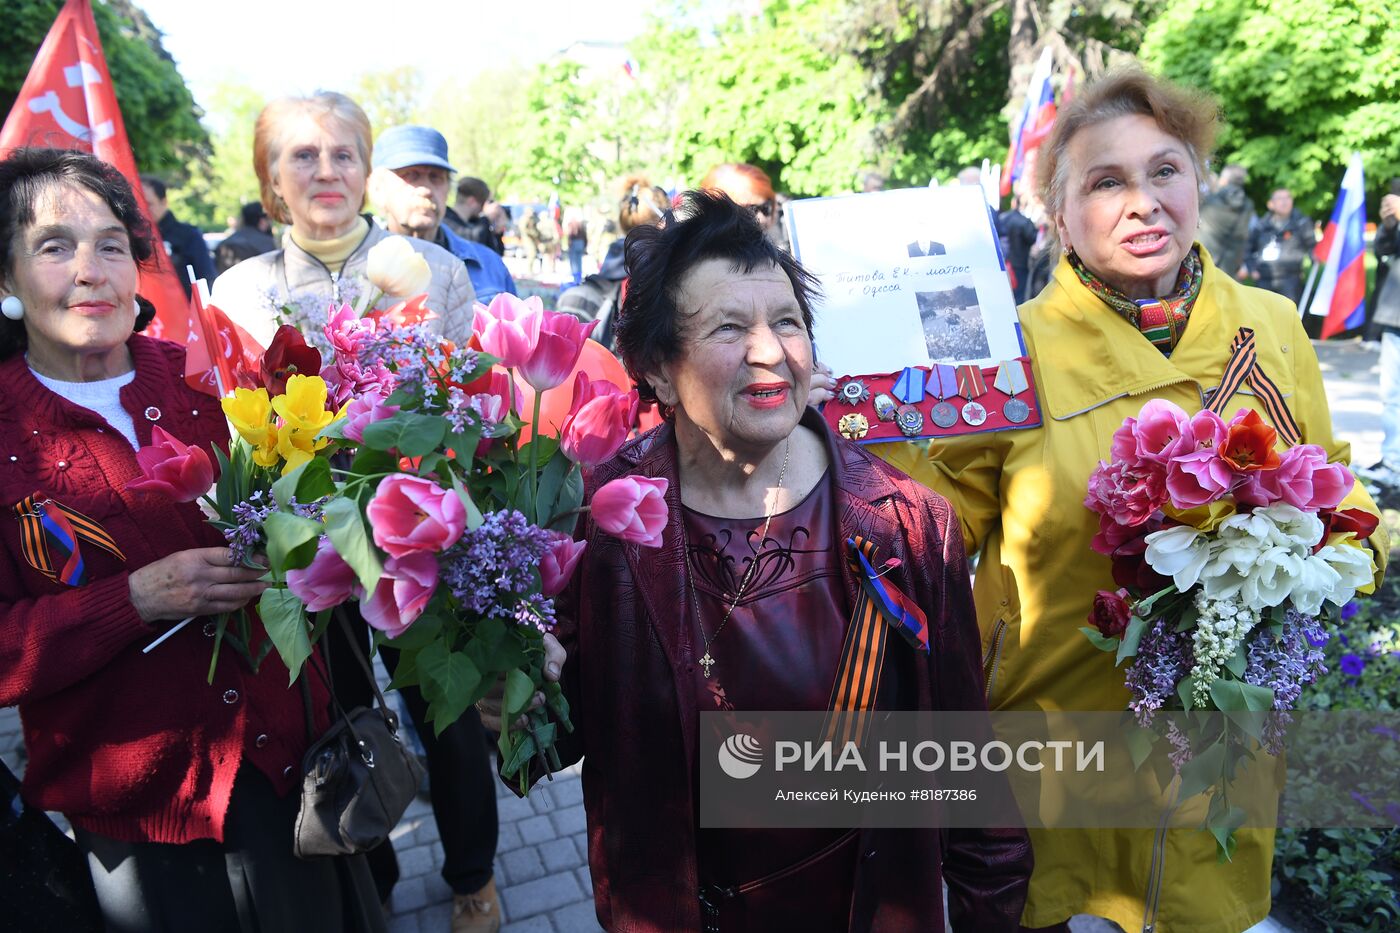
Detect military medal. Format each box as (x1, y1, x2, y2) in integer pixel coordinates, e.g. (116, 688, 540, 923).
(994, 359, 1032, 424)
(955, 364, 989, 426)
(895, 404, 924, 437)
(837, 412, 869, 440)
(872, 393, 898, 421)
(837, 378, 871, 406)
(891, 367, 925, 404)
(926, 364, 959, 429)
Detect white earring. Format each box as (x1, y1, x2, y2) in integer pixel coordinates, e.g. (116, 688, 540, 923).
(1, 296, 22, 321)
(133, 299, 141, 317)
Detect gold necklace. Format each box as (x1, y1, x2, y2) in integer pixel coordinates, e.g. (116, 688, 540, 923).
(687, 439, 791, 679)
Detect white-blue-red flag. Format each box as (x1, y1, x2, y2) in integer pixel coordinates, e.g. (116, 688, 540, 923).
(1001, 47, 1056, 199)
(1307, 154, 1367, 339)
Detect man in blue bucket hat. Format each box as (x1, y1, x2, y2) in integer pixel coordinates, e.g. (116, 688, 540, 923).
(371, 125, 517, 306)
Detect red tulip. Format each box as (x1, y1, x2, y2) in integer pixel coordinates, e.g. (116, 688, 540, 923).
(363, 294, 437, 329)
(519, 311, 597, 392)
(261, 324, 323, 396)
(540, 532, 587, 597)
(127, 426, 217, 502)
(560, 372, 638, 467)
(1220, 410, 1280, 472)
(591, 476, 668, 548)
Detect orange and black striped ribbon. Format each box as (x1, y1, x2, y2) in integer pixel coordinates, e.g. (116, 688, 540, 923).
(13, 494, 125, 586)
(1206, 327, 1302, 448)
(822, 536, 890, 750)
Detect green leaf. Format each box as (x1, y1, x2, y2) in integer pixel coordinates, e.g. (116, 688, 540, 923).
(547, 463, 585, 531)
(1080, 626, 1120, 652)
(449, 468, 485, 531)
(349, 445, 397, 477)
(1125, 726, 1158, 770)
(503, 668, 536, 717)
(1115, 615, 1148, 667)
(1178, 674, 1198, 713)
(534, 449, 572, 524)
(1178, 738, 1227, 800)
(519, 435, 559, 465)
(317, 417, 349, 441)
(262, 512, 323, 573)
(1134, 584, 1178, 616)
(212, 443, 236, 521)
(417, 642, 482, 735)
(321, 497, 382, 591)
(499, 729, 540, 779)
(271, 456, 334, 508)
(361, 411, 449, 457)
(386, 646, 420, 690)
(384, 611, 445, 651)
(1225, 643, 1248, 678)
(1208, 803, 1246, 863)
(1210, 679, 1275, 713)
(258, 587, 312, 684)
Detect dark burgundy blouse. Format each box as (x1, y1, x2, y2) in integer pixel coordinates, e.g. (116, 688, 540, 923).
(683, 474, 858, 915)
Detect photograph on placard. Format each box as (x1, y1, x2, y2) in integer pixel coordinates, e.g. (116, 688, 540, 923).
(915, 277, 989, 362)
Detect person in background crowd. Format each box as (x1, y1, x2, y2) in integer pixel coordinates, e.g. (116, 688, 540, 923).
(483, 202, 511, 255)
(1022, 193, 1056, 301)
(563, 207, 588, 284)
(957, 166, 982, 187)
(210, 92, 473, 352)
(997, 195, 1039, 303)
(369, 125, 517, 306)
(557, 176, 668, 349)
(446, 177, 504, 255)
(876, 69, 1387, 933)
(1246, 187, 1316, 308)
(700, 162, 788, 251)
(861, 171, 886, 193)
(484, 190, 1033, 932)
(1197, 163, 1253, 280)
(139, 174, 215, 298)
(214, 201, 277, 276)
(0, 147, 384, 933)
(1362, 179, 1400, 481)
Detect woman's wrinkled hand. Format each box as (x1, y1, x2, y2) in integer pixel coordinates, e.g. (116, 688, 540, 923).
(807, 360, 837, 407)
(128, 547, 269, 623)
(476, 633, 567, 733)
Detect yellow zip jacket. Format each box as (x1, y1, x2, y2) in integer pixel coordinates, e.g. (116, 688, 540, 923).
(874, 251, 1388, 932)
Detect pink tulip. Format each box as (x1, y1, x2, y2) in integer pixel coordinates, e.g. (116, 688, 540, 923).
(591, 476, 669, 548)
(519, 311, 597, 392)
(1249, 444, 1355, 511)
(343, 390, 400, 443)
(324, 302, 375, 362)
(472, 293, 543, 369)
(540, 532, 587, 597)
(1169, 409, 1228, 457)
(560, 372, 639, 467)
(366, 475, 467, 557)
(361, 551, 438, 638)
(1165, 448, 1235, 508)
(127, 426, 217, 502)
(286, 538, 358, 611)
(1131, 400, 1190, 463)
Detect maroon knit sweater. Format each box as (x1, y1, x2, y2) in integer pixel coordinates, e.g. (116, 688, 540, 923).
(0, 334, 329, 844)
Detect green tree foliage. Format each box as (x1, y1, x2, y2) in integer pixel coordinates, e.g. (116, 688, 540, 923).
(0, 0, 209, 183)
(1140, 0, 1400, 218)
(515, 60, 610, 204)
(421, 67, 530, 203)
(167, 82, 265, 231)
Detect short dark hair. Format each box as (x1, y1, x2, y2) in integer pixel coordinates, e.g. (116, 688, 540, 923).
(1, 149, 157, 360)
(456, 176, 490, 204)
(138, 174, 167, 200)
(615, 189, 819, 410)
(240, 201, 266, 227)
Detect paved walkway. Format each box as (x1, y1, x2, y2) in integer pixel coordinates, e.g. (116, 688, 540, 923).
(2, 336, 1377, 931)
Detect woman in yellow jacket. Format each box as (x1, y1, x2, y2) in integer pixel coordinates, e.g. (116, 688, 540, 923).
(877, 70, 1388, 932)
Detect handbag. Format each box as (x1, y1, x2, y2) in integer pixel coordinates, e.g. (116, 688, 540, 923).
(293, 609, 424, 859)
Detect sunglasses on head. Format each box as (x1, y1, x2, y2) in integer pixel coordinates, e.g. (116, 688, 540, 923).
(745, 200, 775, 218)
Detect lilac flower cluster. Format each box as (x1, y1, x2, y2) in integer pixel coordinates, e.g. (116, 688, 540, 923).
(360, 323, 479, 405)
(440, 509, 557, 631)
(1124, 615, 1194, 726)
(445, 386, 472, 435)
(1243, 607, 1328, 710)
(223, 491, 324, 566)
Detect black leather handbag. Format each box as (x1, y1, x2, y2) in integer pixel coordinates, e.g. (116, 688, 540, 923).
(292, 611, 424, 859)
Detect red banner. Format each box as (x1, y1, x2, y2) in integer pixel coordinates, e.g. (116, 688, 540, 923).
(0, 0, 199, 370)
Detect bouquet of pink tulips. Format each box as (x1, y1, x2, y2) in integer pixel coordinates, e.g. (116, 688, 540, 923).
(1080, 399, 1378, 857)
(130, 291, 666, 788)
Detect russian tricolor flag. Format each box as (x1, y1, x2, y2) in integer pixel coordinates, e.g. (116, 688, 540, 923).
(1001, 48, 1056, 198)
(1308, 153, 1368, 339)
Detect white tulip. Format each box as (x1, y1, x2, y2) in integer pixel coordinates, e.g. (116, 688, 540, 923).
(1144, 525, 1210, 590)
(365, 236, 432, 298)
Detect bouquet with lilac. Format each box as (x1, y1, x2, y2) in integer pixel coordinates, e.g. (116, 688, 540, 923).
(244, 288, 662, 790)
(1081, 399, 1380, 858)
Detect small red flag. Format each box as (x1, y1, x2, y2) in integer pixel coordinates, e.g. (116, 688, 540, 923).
(186, 278, 264, 396)
(0, 0, 193, 350)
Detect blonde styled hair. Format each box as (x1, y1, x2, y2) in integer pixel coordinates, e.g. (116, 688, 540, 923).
(253, 92, 373, 224)
(1036, 68, 1219, 219)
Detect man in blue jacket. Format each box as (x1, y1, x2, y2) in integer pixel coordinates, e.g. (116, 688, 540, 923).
(370, 125, 517, 306)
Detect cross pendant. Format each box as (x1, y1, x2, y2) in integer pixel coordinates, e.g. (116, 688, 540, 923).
(699, 651, 715, 678)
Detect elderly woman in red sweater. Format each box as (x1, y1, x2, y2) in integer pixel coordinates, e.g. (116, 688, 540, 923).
(0, 149, 383, 932)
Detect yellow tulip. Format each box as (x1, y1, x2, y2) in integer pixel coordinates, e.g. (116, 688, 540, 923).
(222, 387, 275, 448)
(272, 375, 335, 434)
(250, 423, 282, 469)
(1162, 499, 1235, 533)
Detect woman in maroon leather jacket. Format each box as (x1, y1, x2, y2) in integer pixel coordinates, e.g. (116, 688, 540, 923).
(488, 191, 1031, 931)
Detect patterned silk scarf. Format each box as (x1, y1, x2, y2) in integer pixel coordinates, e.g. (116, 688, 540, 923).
(1069, 246, 1204, 355)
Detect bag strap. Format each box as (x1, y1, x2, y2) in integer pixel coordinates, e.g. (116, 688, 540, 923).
(332, 607, 394, 712)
